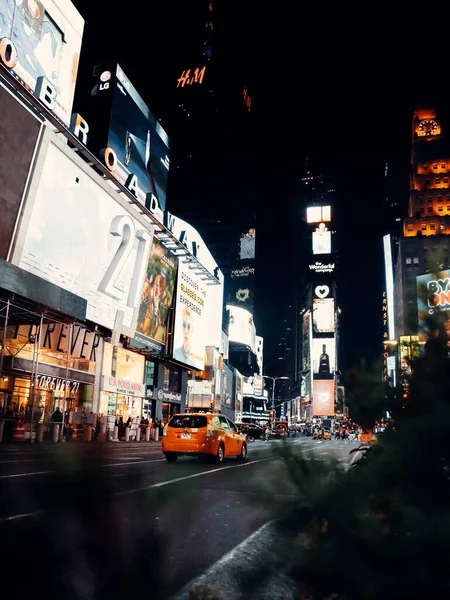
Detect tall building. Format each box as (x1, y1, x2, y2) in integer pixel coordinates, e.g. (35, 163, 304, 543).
(394, 106, 450, 339)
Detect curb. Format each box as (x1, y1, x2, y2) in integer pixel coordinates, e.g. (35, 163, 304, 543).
(172, 520, 298, 600)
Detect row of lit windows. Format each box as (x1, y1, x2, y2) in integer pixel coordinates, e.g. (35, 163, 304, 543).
(419, 206, 450, 213)
(420, 163, 448, 172)
(406, 223, 446, 231)
(415, 196, 450, 203)
(418, 177, 449, 185)
(405, 257, 419, 264)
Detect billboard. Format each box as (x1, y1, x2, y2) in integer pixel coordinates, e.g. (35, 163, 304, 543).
(417, 270, 450, 342)
(227, 305, 256, 351)
(0, 0, 84, 125)
(172, 261, 208, 370)
(131, 237, 178, 355)
(11, 133, 153, 336)
(312, 231, 331, 255)
(312, 338, 335, 379)
(383, 234, 395, 340)
(0, 83, 42, 259)
(306, 205, 331, 223)
(228, 260, 255, 311)
(313, 299, 335, 333)
(312, 380, 335, 417)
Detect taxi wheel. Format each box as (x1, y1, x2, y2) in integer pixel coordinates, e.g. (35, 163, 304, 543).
(216, 443, 225, 463)
(237, 443, 247, 461)
(165, 452, 178, 462)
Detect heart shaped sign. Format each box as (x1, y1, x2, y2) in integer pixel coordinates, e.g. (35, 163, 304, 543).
(315, 285, 330, 299)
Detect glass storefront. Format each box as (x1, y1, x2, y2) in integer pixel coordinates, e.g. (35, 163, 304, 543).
(99, 391, 143, 421)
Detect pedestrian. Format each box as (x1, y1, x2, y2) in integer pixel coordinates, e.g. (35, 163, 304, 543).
(51, 406, 63, 424)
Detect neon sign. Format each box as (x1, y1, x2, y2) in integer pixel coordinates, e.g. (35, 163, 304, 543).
(177, 66, 206, 88)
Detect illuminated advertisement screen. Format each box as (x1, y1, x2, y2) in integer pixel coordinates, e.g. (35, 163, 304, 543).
(307, 206, 331, 223)
(417, 270, 450, 343)
(172, 262, 208, 370)
(313, 299, 335, 333)
(312, 231, 331, 254)
(228, 260, 255, 312)
(312, 380, 335, 416)
(11, 135, 153, 336)
(0, 0, 84, 125)
(102, 342, 144, 382)
(312, 338, 335, 379)
(106, 65, 170, 223)
(131, 237, 178, 355)
(227, 305, 256, 351)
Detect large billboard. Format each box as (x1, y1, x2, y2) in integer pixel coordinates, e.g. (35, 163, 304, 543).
(76, 64, 169, 224)
(313, 298, 335, 333)
(0, 0, 84, 125)
(417, 270, 450, 342)
(172, 261, 208, 370)
(312, 230, 331, 255)
(312, 338, 335, 379)
(10, 132, 153, 336)
(227, 305, 256, 351)
(0, 83, 42, 259)
(312, 380, 335, 417)
(131, 237, 178, 355)
(228, 261, 255, 312)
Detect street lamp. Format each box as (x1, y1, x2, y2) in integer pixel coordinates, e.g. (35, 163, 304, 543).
(262, 375, 290, 411)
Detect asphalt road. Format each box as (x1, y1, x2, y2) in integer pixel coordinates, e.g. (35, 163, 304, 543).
(0, 436, 359, 598)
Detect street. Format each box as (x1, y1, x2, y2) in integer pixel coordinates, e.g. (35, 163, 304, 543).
(0, 437, 359, 598)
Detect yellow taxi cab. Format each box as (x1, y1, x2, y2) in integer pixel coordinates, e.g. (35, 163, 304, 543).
(161, 413, 247, 463)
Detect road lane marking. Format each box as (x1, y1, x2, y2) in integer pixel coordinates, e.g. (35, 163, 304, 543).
(0, 458, 166, 478)
(113, 457, 274, 496)
(0, 510, 45, 522)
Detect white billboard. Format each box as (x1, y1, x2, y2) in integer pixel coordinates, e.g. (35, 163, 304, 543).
(172, 261, 208, 370)
(312, 231, 331, 255)
(0, 0, 84, 126)
(11, 132, 154, 336)
(313, 298, 335, 333)
(227, 305, 256, 351)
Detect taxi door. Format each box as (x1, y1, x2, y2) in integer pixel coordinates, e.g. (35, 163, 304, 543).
(225, 417, 243, 455)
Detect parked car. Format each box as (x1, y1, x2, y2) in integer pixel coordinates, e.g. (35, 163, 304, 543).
(162, 413, 247, 463)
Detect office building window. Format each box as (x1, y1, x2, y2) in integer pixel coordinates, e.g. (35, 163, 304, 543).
(430, 224, 436, 230)
(406, 258, 412, 264)
(407, 224, 413, 231)
(413, 257, 419, 264)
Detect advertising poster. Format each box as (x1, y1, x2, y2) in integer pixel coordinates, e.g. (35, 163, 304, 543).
(172, 261, 208, 370)
(0, 0, 84, 125)
(12, 137, 153, 336)
(102, 342, 144, 382)
(313, 298, 335, 333)
(312, 338, 335, 379)
(131, 238, 178, 355)
(107, 65, 170, 223)
(312, 231, 331, 255)
(228, 261, 255, 312)
(227, 305, 256, 350)
(417, 270, 450, 342)
(313, 380, 335, 417)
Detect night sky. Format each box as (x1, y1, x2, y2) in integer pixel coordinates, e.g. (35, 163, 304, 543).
(71, 1, 450, 377)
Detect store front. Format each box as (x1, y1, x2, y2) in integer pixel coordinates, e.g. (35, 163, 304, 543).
(160, 364, 182, 424)
(99, 342, 145, 424)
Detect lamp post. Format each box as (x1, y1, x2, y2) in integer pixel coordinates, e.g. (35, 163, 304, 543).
(262, 375, 290, 413)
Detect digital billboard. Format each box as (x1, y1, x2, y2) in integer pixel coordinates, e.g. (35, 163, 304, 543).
(312, 231, 331, 254)
(312, 338, 335, 379)
(0, 0, 84, 125)
(172, 261, 208, 370)
(131, 237, 178, 355)
(417, 270, 450, 342)
(105, 65, 170, 223)
(306, 205, 331, 223)
(312, 380, 335, 417)
(11, 132, 154, 336)
(227, 305, 256, 351)
(313, 299, 335, 333)
(228, 260, 255, 312)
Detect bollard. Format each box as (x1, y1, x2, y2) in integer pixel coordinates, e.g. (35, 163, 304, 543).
(0, 420, 4, 443)
(154, 429, 159, 442)
(52, 423, 60, 442)
(37, 423, 44, 443)
(145, 426, 151, 441)
(113, 425, 119, 441)
(135, 427, 140, 442)
(125, 426, 130, 442)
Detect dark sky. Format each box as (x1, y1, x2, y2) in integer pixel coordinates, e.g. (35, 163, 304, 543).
(71, 1, 449, 375)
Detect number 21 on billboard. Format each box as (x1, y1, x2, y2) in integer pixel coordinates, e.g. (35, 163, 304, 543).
(98, 214, 151, 309)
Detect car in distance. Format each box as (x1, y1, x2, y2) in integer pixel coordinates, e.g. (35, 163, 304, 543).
(162, 413, 247, 463)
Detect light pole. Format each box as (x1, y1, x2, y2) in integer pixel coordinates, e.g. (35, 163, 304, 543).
(262, 375, 289, 413)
